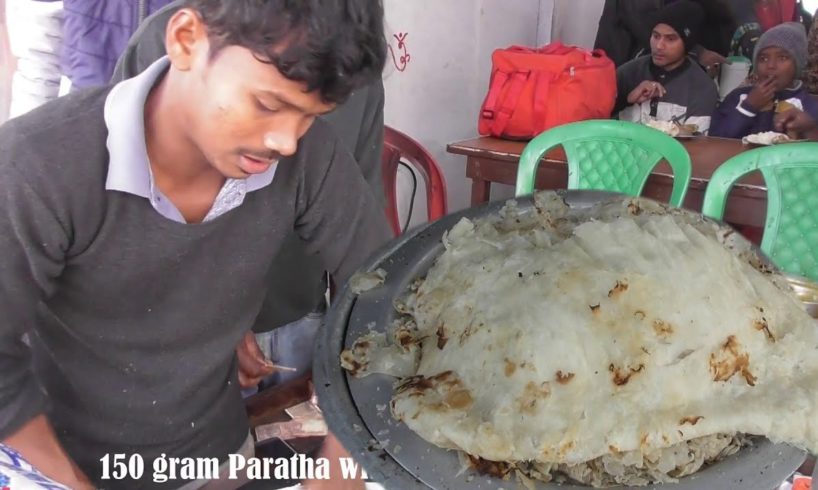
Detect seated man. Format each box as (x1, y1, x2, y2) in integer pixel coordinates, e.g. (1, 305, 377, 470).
(614, 0, 719, 134)
(711, 22, 818, 140)
(0, 1, 389, 488)
(595, 0, 734, 72)
(111, 0, 387, 391)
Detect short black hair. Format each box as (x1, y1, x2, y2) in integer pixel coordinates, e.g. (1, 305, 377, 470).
(184, 0, 387, 104)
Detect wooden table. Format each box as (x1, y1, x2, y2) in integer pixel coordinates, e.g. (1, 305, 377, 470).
(447, 136, 768, 229)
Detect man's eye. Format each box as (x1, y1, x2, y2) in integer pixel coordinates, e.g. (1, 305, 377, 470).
(255, 98, 280, 113)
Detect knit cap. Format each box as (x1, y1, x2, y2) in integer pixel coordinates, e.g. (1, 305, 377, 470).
(651, 0, 705, 52)
(753, 22, 808, 76)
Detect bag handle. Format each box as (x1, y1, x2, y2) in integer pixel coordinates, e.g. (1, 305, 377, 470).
(539, 42, 609, 68)
(481, 69, 511, 118)
(590, 48, 608, 59)
(532, 71, 554, 132)
(504, 45, 538, 54)
(539, 41, 574, 56)
(482, 69, 530, 136)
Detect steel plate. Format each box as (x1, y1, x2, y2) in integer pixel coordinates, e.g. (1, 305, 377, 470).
(315, 190, 807, 489)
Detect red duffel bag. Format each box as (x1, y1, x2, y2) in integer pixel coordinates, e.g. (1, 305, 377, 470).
(478, 42, 616, 140)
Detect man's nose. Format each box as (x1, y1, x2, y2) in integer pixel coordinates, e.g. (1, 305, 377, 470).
(263, 130, 297, 157)
(763, 59, 777, 72)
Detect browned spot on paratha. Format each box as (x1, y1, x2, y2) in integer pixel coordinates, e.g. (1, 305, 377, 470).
(555, 370, 575, 384)
(710, 336, 756, 386)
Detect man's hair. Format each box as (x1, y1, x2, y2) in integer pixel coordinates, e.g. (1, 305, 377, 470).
(184, 0, 386, 104)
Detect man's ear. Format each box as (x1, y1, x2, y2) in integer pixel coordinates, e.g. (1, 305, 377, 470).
(165, 8, 209, 72)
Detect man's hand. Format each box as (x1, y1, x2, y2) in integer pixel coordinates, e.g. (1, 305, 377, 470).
(302, 433, 365, 490)
(627, 80, 666, 105)
(236, 331, 275, 389)
(698, 48, 728, 78)
(745, 76, 777, 111)
(775, 108, 818, 140)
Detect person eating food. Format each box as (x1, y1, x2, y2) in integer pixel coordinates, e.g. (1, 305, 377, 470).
(614, 0, 719, 134)
(710, 22, 818, 140)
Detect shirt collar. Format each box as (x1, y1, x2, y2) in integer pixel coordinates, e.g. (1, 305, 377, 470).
(777, 80, 805, 98)
(104, 56, 277, 197)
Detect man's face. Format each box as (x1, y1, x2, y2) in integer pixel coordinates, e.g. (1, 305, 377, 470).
(181, 44, 336, 179)
(755, 46, 797, 92)
(650, 23, 686, 69)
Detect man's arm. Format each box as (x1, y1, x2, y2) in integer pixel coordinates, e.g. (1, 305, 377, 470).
(293, 121, 392, 293)
(708, 89, 758, 138)
(684, 75, 720, 134)
(595, 0, 658, 67)
(351, 80, 386, 210)
(614, 62, 641, 115)
(4, 416, 93, 489)
(0, 132, 87, 487)
(291, 123, 389, 489)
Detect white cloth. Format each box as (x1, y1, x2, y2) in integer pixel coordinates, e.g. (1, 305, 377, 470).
(0, 444, 71, 490)
(5, 0, 64, 118)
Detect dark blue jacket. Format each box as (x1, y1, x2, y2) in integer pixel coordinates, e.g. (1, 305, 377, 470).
(709, 84, 818, 139)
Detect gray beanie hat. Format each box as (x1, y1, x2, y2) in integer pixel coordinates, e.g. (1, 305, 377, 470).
(753, 22, 808, 76)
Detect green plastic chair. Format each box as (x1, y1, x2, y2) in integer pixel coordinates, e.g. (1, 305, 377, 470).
(514, 120, 693, 207)
(702, 142, 818, 282)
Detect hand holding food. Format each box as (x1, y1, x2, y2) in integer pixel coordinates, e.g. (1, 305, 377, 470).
(745, 76, 776, 111)
(775, 108, 818, 140)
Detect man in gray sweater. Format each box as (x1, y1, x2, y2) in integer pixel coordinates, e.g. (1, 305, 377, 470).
(0, 1, 389, 489)
(111, 0, 387, 392)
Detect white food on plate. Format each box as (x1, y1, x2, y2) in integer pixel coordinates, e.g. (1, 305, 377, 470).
(349, 268, 388, 294)
(645, 119, 679, 136)
(742, 131, 791, 145)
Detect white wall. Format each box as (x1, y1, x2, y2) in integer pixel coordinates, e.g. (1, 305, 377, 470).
(384, 0, 551, 225)
(550, 0, 603, 49)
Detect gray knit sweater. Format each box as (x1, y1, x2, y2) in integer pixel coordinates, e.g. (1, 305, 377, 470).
(0, 88, 390, 488)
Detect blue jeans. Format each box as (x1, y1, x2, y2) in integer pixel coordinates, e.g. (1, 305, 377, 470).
(241, 312, 323, 397)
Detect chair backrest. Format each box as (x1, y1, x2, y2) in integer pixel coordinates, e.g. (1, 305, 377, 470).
(382, 126, 448, 236)
(701, 142, 818, 281)
(514, 119, 693, 207)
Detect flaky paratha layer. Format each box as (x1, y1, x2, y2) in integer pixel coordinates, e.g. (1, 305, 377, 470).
(342, 192, 818, 483)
